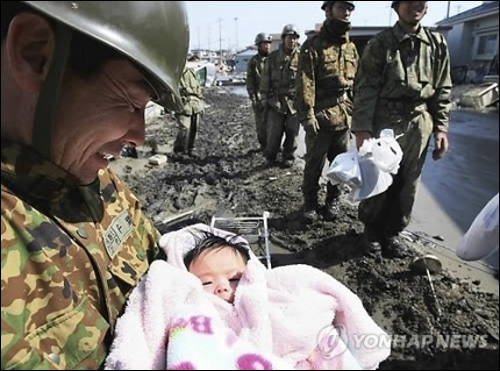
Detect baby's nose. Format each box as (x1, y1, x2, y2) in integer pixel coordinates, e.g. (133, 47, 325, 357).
(216, 285, 229, 294)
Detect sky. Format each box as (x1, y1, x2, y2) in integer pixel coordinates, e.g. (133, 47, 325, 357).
(186, 1, 484, 51)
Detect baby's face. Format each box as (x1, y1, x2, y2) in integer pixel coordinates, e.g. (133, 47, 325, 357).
(189, 248, 247, 303)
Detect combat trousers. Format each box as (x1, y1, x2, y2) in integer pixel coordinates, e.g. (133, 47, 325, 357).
(359, 111, 434, 237)
(174, 113, 201, 153)
(264, 108, 300, 161)
(303, 128, 350, 202)
(253, 103, 268, 150)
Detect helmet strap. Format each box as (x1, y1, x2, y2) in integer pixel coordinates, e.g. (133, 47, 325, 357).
(32, 23, 72, 160)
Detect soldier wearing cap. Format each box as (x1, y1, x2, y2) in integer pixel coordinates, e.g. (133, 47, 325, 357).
(296, 1, 359, 221)
(260, 24, 301, 167)
(352, 1, 452, 257)
(247, 32, 273, 150)
(1, 1, 188, 368)
(174, 57, 204, 155)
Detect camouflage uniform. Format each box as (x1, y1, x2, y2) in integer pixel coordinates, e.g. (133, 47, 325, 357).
(174, 67, 204, 154)
(352, 23, 452, 237)
(246, 52, 268, 149)
(260, 45, 301, 162)
(296, 22, 359, 210)
(1, 141, 160, 369)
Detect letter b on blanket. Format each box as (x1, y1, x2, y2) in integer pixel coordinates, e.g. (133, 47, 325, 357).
(172, 316, 214, 335)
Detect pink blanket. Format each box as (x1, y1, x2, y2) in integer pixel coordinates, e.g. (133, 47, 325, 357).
(105, 225, 390, 370)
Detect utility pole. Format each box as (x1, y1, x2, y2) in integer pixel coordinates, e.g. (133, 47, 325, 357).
(447, 1, 451, 18)
(234, 17, 239, 53)
(218, 18, 223, 66)
(207, 24, 211, 57)
(197, 27, 201, 51)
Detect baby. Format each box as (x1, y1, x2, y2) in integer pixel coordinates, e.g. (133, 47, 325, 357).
(184, 233, 250, 303)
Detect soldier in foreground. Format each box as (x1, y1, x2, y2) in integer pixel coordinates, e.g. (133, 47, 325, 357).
(1, 1, 188, 369)
(352, 1, 452, 257)
(296, 1, 359, 221)
(247, 33, 273, 151)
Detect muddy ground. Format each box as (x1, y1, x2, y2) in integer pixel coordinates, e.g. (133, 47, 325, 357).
(115, 89, 499, 370)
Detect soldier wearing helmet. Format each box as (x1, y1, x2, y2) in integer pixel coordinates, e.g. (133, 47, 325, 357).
(1, 1, 188, 369)
(322, 1, 356, 11)
(281, 24, 300, 38)
(296, 0, 359, 221)
(260, 24, 301, 167)
(247, 33, 273, 150)
(352, 1, 451, 258)
(255, 32, 273, 45)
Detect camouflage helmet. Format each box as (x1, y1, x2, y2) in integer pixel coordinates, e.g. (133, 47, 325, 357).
(23, 1, 189, 111)
(321, 1, 356, 10)
(281, 24, 300, 38)
(255, 32, 272, 45)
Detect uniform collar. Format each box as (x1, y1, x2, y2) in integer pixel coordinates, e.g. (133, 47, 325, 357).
(1, 139, 95, 202)
(280, 44, 297, 57)
(320, 19, 351, 43)
(393, 22, 431, 46)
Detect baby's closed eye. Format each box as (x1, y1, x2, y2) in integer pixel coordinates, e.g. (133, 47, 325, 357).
(229, 274, 242, 282)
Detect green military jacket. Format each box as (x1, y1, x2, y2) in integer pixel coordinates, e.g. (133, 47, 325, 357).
(260, 45, 300, 115)
(296, 31, 359, 128)
(1, 141, 160, 370)
(246, 53, 267, 103)
(176, 67, 204, 116)
(352, 23, 452, 134)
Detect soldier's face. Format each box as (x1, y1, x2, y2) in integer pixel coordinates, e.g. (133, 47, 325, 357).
(397, 1, 428, 25)
(258, 42, 272, 56)
(53, 59, 155, 184)
(329, 2, 355, 21)
(283, 35, 299, 51)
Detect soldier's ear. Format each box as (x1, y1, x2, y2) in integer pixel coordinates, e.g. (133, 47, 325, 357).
(6, 12, 56, 94)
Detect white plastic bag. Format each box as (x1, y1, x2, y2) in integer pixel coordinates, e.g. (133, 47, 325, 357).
(328, 129, 404, 202)
(371, 129, 404, 174)
(456, 194, 499, 261)
(327, 148, 362, 188)
(349, 157, 394, 202)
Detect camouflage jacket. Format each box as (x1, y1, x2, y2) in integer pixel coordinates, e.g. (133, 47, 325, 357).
(260, 45, 300, 115)
(352, 23, 452, 134)
(246, 52, 267, 103)
(296, 30, 359, 125)
(1, 141, 160, 370)
(176, 67, 204, 116)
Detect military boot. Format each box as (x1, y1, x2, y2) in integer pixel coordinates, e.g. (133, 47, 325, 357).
(303, 195, 319, 222)
(383, 234, 411, 259)
(362, 225, 384, 256)
(325, 185, 342, 221)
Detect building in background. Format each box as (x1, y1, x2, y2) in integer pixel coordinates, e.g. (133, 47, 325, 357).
(233, 47, 257, 74)
(437, 1, 499, 83)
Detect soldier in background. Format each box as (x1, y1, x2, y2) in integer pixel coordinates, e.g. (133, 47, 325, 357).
(260, 24, 301, 168)
(247, 33, 272, 151)
(1, 2, 188, 369)
(296, 1, 359, 221)
(352, 1, 452, 257)
(174, 56, 204, 156)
